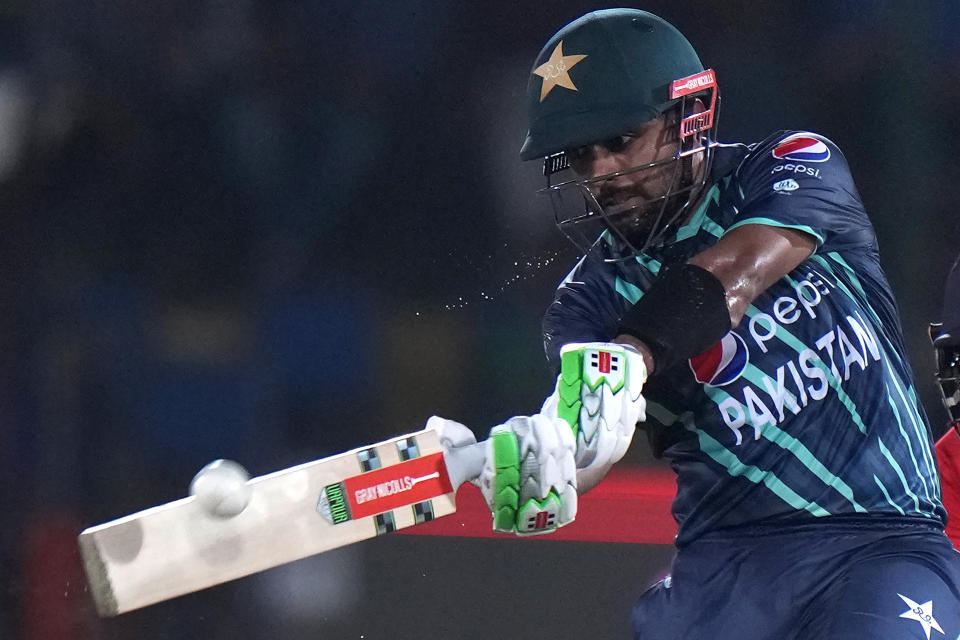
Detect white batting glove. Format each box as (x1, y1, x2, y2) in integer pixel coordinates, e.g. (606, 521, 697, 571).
(542, 342, 647, 493)
(428, 342, 645, 537)
(428, 413, 578, 536)
(478, 414, 578, 535)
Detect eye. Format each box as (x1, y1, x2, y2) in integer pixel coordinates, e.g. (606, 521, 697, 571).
(602, 134, 635, 153)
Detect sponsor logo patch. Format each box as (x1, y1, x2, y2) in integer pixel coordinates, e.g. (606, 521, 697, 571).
(773, 178, 800, 192)
(690, 332, 749, 387)
(771, 163, 822, 179)
(338, 453, 452, 521)
(772, 134, 831, 163)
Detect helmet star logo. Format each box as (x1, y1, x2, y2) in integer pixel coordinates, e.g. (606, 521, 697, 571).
(898, 593, 944, 639)
(533, 41, 587, 102)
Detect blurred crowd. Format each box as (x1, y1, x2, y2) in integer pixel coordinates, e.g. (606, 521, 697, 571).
(1, 2, 958, 638)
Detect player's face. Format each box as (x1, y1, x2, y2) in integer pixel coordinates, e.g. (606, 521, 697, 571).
(564, 114, 701, 244)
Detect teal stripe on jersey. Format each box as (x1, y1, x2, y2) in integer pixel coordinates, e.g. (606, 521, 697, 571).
(744, 272, 935, 512)
(908, 385, 941, 500)
(813, 255, 939, 501)
(873, 475, 906, 515)
(886, 392, 937, 516)
(615, 255, 661, 304)
(700, 385, 867, 513)
(675, 184, 722, 241)
(636, 254, 663, 275)
(814, 256, 893, 356)
(681, 414, 831, 516)
(815, 253, 923, 393)
(883, 366, 938, 505)
(810, 256, 939, 501)
(725, 217, 825, 245)
(876, 433, 928, 517)
(824, 252, 867, 299)
(822, 254, 933, 466)
(615, 277, 643, 305)
(700, 218, 725, 239)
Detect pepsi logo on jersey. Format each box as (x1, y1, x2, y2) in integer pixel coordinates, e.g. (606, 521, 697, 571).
(772, 134, 831, 163)
(690, 332, 750, 387)
(771, 163, 822, 179)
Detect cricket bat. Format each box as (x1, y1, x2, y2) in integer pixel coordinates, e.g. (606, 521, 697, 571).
(78, 427, 484, 617)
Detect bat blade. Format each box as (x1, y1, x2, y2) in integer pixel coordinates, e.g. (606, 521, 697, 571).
(78, 427, 456, 616)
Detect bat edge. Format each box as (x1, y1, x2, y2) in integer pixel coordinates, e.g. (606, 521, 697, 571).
(78, 529, 120, 617)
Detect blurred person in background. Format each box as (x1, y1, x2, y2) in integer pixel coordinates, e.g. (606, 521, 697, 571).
(931, 253, 960, 546)
(432, 8, 960, 639)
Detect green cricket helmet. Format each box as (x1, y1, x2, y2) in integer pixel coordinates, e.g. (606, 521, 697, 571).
(520, 9, 720, 259)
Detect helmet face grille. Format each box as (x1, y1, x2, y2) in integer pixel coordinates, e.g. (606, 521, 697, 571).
(672, 70, 718, 140)
(538, 84, 720, 262)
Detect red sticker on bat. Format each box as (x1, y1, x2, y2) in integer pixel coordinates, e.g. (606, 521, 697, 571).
(343, 453, 453, 519)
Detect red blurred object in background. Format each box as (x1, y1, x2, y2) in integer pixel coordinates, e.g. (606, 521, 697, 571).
(935, 427, 960, 548)
(402, 466, 678, 544)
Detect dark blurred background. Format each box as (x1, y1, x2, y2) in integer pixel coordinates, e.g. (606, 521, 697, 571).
(2, 2, 959, 639)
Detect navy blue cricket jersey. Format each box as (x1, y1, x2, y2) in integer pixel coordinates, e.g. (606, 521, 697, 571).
(543, 131, 946, 546)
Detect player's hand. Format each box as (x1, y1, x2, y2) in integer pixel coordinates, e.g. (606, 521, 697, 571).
(429, 341, 645, 537)
(541, 342, 647, 494)
(429, 415, 485, 491)
(478, 413, 578, 535)
(428, 413, 578, 536)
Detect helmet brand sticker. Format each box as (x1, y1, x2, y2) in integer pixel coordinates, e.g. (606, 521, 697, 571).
(772, 134, 831, 163)
(670, 70, 716, 98)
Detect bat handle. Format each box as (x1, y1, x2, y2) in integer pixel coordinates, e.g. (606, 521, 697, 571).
(442, 440, 487, 491)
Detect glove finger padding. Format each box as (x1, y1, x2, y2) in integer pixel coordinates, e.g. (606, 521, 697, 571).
(544, 342, 647, 494)
(478, 414, 577, 535)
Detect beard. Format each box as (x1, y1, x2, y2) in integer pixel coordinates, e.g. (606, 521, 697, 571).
(604, 191, 691, 248)
(597, 159, 694, 249)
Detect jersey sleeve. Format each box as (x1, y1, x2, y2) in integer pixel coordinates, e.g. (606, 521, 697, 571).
(542, 251, 623, 371)
(729, 131, 877, 254)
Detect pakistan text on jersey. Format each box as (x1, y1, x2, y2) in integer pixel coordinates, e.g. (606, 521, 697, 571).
(718, 271, 882, 445)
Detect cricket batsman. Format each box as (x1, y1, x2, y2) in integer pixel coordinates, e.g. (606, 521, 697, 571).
(932, 253, 960, 548)
(432, 8, 960, 639)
